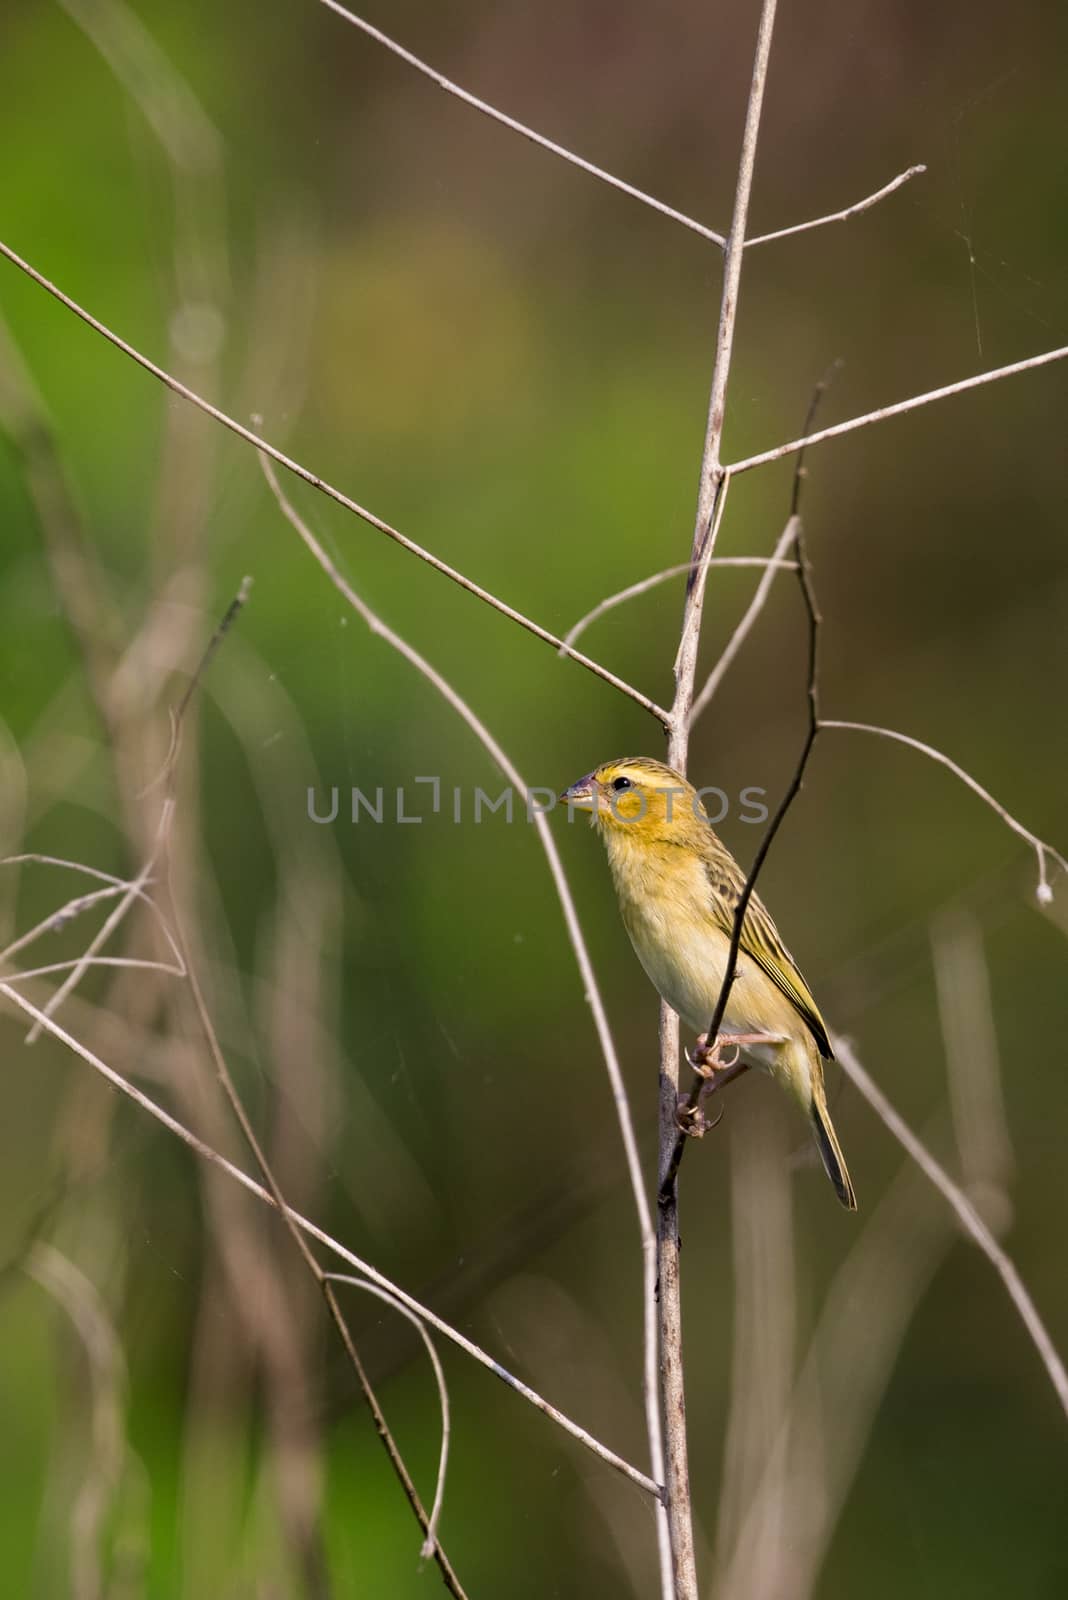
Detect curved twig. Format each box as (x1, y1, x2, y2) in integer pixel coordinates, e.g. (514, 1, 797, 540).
(558, 556, 798, 657)
(325, 1274, 450, 1560)
(820, 720, 1067, 902)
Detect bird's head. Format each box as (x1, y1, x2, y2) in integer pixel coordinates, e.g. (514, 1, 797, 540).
(560, 756, 706, 842)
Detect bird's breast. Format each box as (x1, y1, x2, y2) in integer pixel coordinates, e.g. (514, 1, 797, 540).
(608, 842, 732, 1034)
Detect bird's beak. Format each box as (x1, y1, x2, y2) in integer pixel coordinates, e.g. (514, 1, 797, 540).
(560, 774, 597, 809)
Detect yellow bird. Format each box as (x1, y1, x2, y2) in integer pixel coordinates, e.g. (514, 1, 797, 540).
(562, 756, 856, 1209)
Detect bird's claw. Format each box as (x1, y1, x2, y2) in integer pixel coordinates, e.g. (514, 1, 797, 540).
(675, 1094, 725, 1137)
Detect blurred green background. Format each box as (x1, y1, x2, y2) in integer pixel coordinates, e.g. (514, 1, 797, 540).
(1, 0, 1067, 1595)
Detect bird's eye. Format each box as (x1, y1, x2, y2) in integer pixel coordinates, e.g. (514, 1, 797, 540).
(612, 776, 632, 792)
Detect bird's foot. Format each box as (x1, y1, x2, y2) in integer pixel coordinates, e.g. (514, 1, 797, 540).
(687, 1032, 741, 1077)
(674, 1094, 724, 1138)
(690, 1029, 788, 1073)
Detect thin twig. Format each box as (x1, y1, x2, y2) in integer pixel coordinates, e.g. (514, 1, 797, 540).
(685, 0, 779, 570)
(0, 983, 660, 1499)
(0, 237, 669, 725)
(316, 0, 727, 248)
(833, 1036, 1068, 1420)
(725, 343, 1068, 477)
(259, 453, 671, 1580)
(819, 720, 1067, 902)
(745, 163, 926, 248)
(558, 556, 798, 656)
(689, 515, 800, 724)
(325, 1274, 450, 1560)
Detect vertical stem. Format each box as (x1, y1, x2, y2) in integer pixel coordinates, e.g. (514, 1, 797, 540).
(658, 3, 779, 1593)
(688, 0, 780, 561)
(657, 1002, 698, 1598)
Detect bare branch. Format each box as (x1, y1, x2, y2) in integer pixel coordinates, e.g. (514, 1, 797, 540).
(316, 0, 726, 248)
(686, 0, 778, 551)
(746, 163, 926, 249)
(0, 983, 660, 1499)
(658, 5, 781, 1591)
(820, 720, 1067, 902)
(834, 1036, 1068, 1421)
(0, 237, 670, 724)
(689, 514, 799, 724)
(726, 343, 1068, 476)
(558, 555, 798, 657)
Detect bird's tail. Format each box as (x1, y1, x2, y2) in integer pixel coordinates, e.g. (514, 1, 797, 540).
(809, 1066, 857, 1211)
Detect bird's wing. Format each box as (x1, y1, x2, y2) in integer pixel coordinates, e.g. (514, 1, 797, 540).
(703, 855, 833, 1059)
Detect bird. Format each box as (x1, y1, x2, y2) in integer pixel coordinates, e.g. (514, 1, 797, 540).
(561, 755, 856, 1209)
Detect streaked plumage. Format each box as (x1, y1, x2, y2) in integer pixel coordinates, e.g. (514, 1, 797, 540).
(563, 756, 856, 1209)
